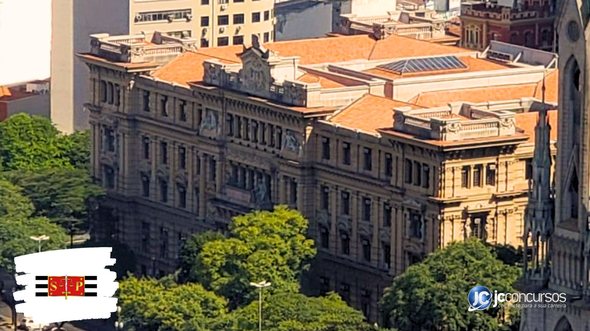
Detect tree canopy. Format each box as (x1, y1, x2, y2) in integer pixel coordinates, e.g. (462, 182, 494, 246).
(380, 239, 520, 331)
(3, 168, 103, 232)
(186, 206, 316, 307)
(216, 292, 375, 331)
(0, 179, 68, 272)
(118, 277, 228, 331)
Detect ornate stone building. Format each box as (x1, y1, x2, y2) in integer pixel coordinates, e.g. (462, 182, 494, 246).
(460, 0, 556, 51)
(521, 0, 590, 330)
(79, 31, 558, 323)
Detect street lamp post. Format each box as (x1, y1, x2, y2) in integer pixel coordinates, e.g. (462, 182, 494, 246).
(29, 235, 50, 253)
(115, 306, 124, 330)
(249, 280, 271, 331)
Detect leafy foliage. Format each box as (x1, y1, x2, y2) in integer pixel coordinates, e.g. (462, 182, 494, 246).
(3, 168, 103, 232)
(0, 114, 70, 171)
(59, 130, 91, 170)
(0, 180, 68, 272)
(381, 239, 520, 331)
(119, 277, 227, 331)
(178, 231, 225, 283)
(215, 292, 375, 331)
(189, 206, 316, 307)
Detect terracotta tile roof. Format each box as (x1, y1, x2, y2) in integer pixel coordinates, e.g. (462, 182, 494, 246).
(410, 84, 537, 107)
(152, 53, 234, 87)
(0, 86, 11, 98)
(152, 34, 473, 86)
(533, 69, 558, 103)
(364, 56, 509, 80)
(378, 126, 529, 147)
(329, 94, 423, 133)
(514, 110, 558, 143)
(297, 73, 346, 88)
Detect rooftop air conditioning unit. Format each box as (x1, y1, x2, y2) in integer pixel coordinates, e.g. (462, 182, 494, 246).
(219, 26, 225, 33)
(185, 14, 192, 21)
(135, 14, 142, 22)
(167, 14, 174, 22)
(220, 4, 227, 11)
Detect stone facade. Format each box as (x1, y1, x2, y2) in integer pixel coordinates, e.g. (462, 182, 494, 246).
(521, 0, 590, 330)
(460, 0, 556, 51)
(79, 32, 559, 324)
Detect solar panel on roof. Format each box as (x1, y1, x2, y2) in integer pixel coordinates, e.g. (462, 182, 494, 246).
(377, 55, 467, 74)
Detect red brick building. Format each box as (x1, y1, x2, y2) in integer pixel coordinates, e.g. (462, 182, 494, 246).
(460, 0, 555, 51)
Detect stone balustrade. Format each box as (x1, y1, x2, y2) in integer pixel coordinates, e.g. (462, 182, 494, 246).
(89, 32, 197, 64)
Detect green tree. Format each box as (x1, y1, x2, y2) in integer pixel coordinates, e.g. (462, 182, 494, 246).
(0, 180, 68, 272)
(178, 231, 225, 283)
(215, 292, 375, 331)
(380, 239, 520, 331)
(0, 114, 72, 171)
(192, 206, 316, 307)
(119, 277, 227, 331)
(59, 130, 91, 170)
(4, 168, 104, 232)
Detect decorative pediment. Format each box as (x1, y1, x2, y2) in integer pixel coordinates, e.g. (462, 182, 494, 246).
(239, 49, 273, 95)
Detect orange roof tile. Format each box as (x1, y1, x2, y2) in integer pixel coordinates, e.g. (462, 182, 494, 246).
(533, 69, 558, 103)
(153, 34, 473, 86)
(515, 110, 558, 143)
(0, 86, 11, 98)
(297, 73, 346, 88)
(364, 56, 509, 80)
(329, 94, 423, 133)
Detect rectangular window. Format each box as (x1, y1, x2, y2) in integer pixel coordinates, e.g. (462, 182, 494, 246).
(363, 147, 372, 171)
(159, 179, 168, 203)
(217, 15, 229, 25)
(234, 0, 244, 2)
(160, 95, 168, 117)
(178, 147, 186, 170)
(383, 244, 391, 270)
(289, 179, 297, 205)
(105, 129, 116, 152)
(104, 166, 115, 189)
(201, 16, 209, 27)
(405, 159, 412, 184)
(179, 100, 187, 122)
(200, 38, 209, 48)
(385, 153, 393, 177)
(143, 137, 150, 159)
(422, 164, 430, 188)
(320, 186, 330, 210)
(160, 227, 168, 258)
(342, 142, 351, 165)
(263, 32, 270, 43)
(320, 227, 329, 249)
(178, 185, 187, 208)
(383, 204, 392, 227)
(525, 159, 533, 180)
(473, 164, 483, 187)
(201, 0, 209, 4)
(243, 118, 250, 141)
(114, 84, 121, 106)
(413, 161, 422, 186)
(209, 159, 217, 182)
(341, 191, 350, 215)
(409, 209, 422, 239)
(321, 137, 330, 160)
(99, 81, 107, 103)
(143, 90, 150, 112)
(362, 198, 371, 222)
(233, 13, 244, 24)
(141, 174, 150, 197)
(486, 163, 496, 186)
(251, 121, 259, 143)
(461, 166, 470, 188)
(160, 141, 168, 165)
(264, 10, 270, 20)
(226, 114, 234, 136)
(136, 9, 192, 22)
(252, 12, 261, 22)
(233, 35, 244, 45)
(217, 37, 229, 46)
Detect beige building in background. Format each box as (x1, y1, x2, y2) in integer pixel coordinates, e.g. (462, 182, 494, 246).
(79, 31, 558, 323)
(51, 0, 275, 133)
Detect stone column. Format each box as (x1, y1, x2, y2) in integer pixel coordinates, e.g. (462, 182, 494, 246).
(297, 181, 305, 211)
(394, 205, 404, 274)
(198, 154, 207, 219)
(330, 186, 338, 255)
(371, 198, 379, 266)
(351, 192, 359, 259)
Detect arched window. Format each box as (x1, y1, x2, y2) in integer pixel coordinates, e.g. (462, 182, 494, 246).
(524, 31, 534, 47)
(99, 80, 107, 103)
(554, 316, 573, 331)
